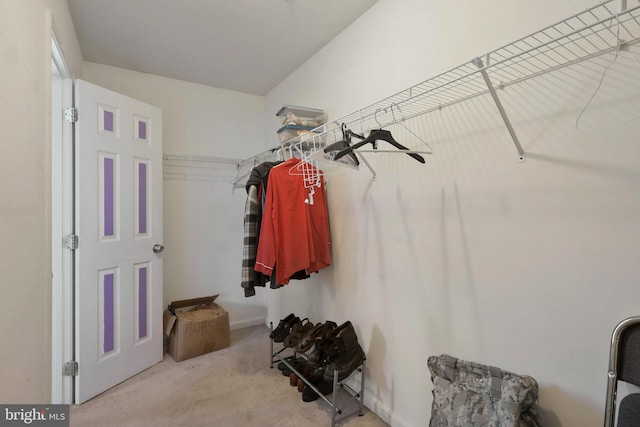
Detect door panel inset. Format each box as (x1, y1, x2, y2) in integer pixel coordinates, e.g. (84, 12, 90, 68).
(98, 268, 119, 358)
(134, 159, 149, 237)
(99, 153, 118, 240)
(134, 115, 150, 143)
(134, 262, 150, 343)
(98, 104, 119, 137)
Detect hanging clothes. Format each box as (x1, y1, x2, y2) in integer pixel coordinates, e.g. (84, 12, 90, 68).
(241, 185, 260, 297)
(241, 161, 281, 297)
(255, 157, 331, 285)
(256, 161, 307, 288)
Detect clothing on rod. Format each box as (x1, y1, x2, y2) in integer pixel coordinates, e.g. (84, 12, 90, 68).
(241, 161, 281, 297)
(254, 157, 331, 286)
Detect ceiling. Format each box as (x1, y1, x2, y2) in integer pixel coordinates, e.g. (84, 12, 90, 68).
(67, 0, 379, 95)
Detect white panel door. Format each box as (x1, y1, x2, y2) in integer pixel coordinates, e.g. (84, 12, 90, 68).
(74, 79, 163, 403)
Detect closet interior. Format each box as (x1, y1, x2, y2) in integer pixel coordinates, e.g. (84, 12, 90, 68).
(37, 0, 640, 424)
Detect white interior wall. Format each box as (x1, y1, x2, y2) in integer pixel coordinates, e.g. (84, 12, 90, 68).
(83, 62, 268, 329)
(265, 0, 640, 426)
(0, 0, 83, 403)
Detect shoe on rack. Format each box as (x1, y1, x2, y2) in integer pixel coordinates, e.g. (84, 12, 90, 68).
(288, 321, 345, 391)
(270, 313, 295, 339)
(271, 314, 300, 343)
(301, 378, 334, 402)
(289, 373, 298, 387)
(318, 321, 357, 355)
(295, 320, 337, 353)
(296, 345, 332, 382)
(303, 321, 340, 367)
(283, 318, 314, 348)
(322, 321, 366, 382)
(277, 355, 297, 371)
(280, 357, 305, 377)
(295, 360, 327, 386)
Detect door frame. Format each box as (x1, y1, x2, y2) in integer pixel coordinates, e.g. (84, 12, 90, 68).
(51, 29, 74, 405)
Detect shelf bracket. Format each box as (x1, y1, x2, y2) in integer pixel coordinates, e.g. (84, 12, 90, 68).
(472, 57, 526, 163)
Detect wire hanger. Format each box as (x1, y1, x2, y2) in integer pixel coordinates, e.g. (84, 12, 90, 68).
(390, 103, 433, 153)
(286, 147, 322, 205)
(575, 13, 640, 131)
(333, 109, 426, 163)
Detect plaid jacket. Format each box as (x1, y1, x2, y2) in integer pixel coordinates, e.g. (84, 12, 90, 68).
(241, 185, 262, 297)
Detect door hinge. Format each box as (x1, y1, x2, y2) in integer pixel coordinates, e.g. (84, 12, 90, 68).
(62, 234, 78, 250)
(64, 107, 78, 123)
(63, 361, 78, 376)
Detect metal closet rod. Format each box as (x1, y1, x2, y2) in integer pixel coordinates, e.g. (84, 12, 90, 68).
(163, 152, 244, 166)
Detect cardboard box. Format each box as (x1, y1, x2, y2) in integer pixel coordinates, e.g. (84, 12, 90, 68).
(163, 295, 230, 362)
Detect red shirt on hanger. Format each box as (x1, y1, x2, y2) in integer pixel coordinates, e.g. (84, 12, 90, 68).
(254, 157, 331, 285)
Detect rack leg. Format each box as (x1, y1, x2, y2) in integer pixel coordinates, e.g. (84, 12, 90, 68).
(331, 369, 339, 427)
(269, 321, 274, 369)
(359, 360, 366, 416)
(472, 56, 526, 162)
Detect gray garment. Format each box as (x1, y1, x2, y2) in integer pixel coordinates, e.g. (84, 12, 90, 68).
(428, 354, 541, 427)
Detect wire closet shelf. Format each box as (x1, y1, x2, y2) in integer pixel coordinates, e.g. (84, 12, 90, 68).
(163, 152, 243, 168)
(232, 0, 640, 188)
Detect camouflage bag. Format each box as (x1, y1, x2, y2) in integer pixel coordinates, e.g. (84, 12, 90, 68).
(428, 354, 542, 427)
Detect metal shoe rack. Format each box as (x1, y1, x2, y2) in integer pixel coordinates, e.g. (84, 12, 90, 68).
(268, 322, 367, 427)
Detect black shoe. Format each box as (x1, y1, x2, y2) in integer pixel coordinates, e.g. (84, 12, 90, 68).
(298, 336, 339, 380)
(322, 321, 365, 382)
(277, 355, 297, 371)
(296, 360, 328, 385)
(280, 357, 306, 377)
(271, 314, 300, 343)
(301, 378, 334, 402)
(270, 314, 296, 339)
(324, 351, 365, 382)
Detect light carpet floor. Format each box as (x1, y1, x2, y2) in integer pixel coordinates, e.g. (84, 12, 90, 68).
(70, 325, 389, 427)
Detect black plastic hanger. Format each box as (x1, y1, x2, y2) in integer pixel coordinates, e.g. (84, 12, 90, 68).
(323, 123, 360, 166)
(333, 128, 426, 164)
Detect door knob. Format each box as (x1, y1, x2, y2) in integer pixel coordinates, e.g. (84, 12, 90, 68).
(153, 244, 164, 253)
